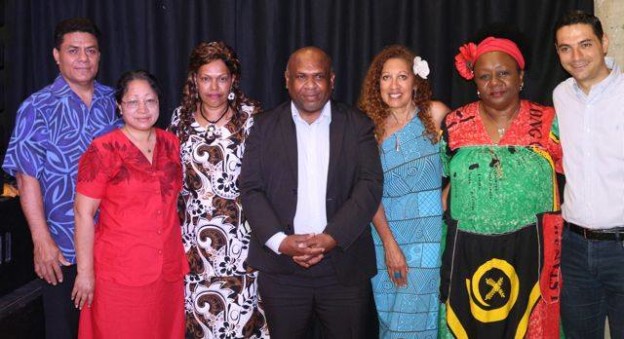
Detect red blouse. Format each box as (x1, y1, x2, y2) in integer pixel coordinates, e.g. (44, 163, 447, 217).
(77, 128, 189, 286)
(444, 100, 563, 173)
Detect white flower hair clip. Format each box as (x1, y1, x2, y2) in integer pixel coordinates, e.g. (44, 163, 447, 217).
(413, 56, 430, 79)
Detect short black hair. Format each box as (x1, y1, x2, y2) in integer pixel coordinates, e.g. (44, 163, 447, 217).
(54, 17, 101, 50)
(554, 10, 604, 43)
(115, 70, 162, 112)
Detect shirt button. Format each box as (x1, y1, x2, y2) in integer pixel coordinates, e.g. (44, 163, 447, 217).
(157, 229, 162, 235)
(157, 210, 162, 215)
(158, 250, 163, 255)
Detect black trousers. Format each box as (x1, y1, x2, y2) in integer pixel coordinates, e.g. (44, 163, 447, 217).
(41, 264, 79, 339)
(258, 270, 376, 339)
(305, 292, 379, 339)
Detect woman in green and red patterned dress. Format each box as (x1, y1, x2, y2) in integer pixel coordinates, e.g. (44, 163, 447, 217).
(438, 36, 564, 338)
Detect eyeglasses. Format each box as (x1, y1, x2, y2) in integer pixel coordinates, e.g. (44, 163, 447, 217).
(121, 98, 159, 110)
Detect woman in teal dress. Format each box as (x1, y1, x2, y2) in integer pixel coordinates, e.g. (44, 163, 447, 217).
(358, 45, 450, 338)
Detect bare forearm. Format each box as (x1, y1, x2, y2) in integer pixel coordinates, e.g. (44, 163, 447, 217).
(73, 194, 99, 275)
(74, 213, 94, 274)
(16, 172, 53, 241)
(372, 203, 408, 286)
(371, 203, 398, 247)
(17, 172, 68, 283)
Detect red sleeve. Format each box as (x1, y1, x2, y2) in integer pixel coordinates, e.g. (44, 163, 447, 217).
(161, 130, 183, 192)
(545, 108, 563, 174)
(76, 141, 113, 199)
(547, 136, 563, 174)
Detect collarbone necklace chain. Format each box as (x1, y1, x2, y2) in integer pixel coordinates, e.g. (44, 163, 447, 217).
(390, 107, 416, 152)
(484, 103, 520, 139)
(124, 126, 154, 153)
(199, 103, 229, 140)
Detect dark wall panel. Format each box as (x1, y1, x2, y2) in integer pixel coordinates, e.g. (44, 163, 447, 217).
(1, 0, 593, 154)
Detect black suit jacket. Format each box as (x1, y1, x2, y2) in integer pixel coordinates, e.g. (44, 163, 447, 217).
(240, 100, 383, 286)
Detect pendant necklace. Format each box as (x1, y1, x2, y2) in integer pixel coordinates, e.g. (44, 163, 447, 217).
(483, 103, 520, 142)
(199, 103, 229, 141)
(124, 126, 154, 153)
(390, 108, 415, 152)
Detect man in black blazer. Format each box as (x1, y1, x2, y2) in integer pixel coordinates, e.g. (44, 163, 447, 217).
(240, 46, 383, 338)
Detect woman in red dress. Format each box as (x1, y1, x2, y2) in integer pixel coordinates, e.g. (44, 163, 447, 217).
(71, 70, 189, 338)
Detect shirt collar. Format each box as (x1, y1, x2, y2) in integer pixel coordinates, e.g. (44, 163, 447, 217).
(50, 74, 113, 101)
(291, 100, 332, 125)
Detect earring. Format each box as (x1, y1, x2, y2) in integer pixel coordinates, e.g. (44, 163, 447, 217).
(519, 83, 524, 91)
(477, 90, 481, 97)
(228, 91, 235, 101)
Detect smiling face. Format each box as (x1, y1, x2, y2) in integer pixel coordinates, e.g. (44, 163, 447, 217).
(195, 59, 234, 110)
(556, 23, 609, 93)
(285, 48, 335, 120)
(473, 51, 524, 110)
(119, 79, 160, 132)
(379, 57, 415, 113)
(53, 32, 100, 88)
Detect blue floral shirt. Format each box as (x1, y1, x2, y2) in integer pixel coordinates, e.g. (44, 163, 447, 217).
(2, 75, 119, 263)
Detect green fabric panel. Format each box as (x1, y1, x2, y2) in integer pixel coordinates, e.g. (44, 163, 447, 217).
(448, 146, 555, 233)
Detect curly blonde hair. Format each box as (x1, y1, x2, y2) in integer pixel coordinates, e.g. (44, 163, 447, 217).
(177, 41, 260, 143)
(357, 45, 438, 143)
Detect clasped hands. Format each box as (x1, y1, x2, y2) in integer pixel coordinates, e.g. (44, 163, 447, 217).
(278, 233, 336, 268)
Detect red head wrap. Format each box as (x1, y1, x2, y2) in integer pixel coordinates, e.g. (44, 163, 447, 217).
(454, 36, 525, 80)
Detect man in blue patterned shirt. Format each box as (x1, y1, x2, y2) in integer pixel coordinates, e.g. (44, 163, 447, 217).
(2, 18, 118, 338)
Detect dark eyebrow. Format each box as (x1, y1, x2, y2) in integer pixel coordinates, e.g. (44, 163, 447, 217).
(198, 73, 230, 78)
(65, 44, 99, 50)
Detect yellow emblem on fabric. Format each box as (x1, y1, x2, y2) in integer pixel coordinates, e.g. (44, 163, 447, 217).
(484, 277, 505, 300)
(465, 258, 519, 323)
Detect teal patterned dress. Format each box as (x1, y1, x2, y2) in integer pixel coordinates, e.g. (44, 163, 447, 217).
(371, 116, 443, 339)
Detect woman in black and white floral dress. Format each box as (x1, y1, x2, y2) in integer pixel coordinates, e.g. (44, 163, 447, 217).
(169, 41, 269, 339)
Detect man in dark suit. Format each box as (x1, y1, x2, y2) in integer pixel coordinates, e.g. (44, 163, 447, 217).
(240, 46, 383, 338)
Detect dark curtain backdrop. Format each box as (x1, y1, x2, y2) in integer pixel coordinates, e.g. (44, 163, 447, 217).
(2, 0, 593, 151)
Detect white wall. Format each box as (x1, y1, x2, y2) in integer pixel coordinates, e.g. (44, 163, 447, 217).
(596, 0, 624, 66)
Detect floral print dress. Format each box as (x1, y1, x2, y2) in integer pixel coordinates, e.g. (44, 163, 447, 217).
(169, 105, 269, 339)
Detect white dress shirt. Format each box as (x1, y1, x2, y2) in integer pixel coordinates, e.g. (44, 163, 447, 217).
(554, 57, 624, 229)
(265, 101, 332, 253)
